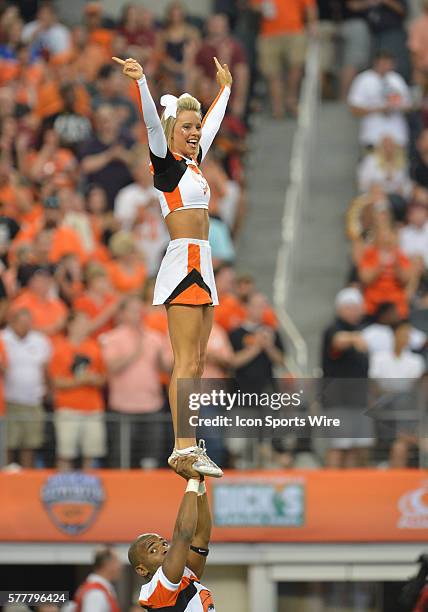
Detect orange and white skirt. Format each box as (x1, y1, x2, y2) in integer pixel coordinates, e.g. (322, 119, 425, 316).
(153, 238, 218, 306)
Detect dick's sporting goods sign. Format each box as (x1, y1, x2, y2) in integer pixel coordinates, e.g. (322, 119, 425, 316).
(213, 479, 305, 527)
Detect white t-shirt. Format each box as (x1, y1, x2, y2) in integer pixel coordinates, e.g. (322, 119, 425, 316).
(139, 566, 215, 611)
(81, 574, 117, 612)
(399, 222, 428, 267)
(348, 69, 411, 146)
(114, 183, 157, 230)
(357, 153, 412, 196)
(22, 21, 71, 55)
(362, 323, 427, 354)
(369, 349, 425, 392)
(2, 328, 51, 405)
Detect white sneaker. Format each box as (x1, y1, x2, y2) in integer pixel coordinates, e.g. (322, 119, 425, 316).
(192, 439, 223, 478)
(168, 440, 223, 478)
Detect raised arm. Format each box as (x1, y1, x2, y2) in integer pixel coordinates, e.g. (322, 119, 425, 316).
(113, 57, 167, 159)
(162, 456, 202, 584)
(186, 479, 211, 579)
(200, 57, 232, 162)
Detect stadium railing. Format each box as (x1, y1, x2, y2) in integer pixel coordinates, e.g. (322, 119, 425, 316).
(273, 38, 320, 377)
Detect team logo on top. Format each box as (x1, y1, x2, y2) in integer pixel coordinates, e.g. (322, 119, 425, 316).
(189, 166, 209, 195)
(41, 472, 105, 535)
(397, 483, 428, 529)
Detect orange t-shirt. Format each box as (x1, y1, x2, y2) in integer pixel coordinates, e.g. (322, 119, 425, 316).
(107, 261, 147, 294)
(254, 0, 315, 36)
(74, 292, 118, 338)
(143, 308, 169, 336)
(13, 224, 88, 265)
(49, 336, 105, 412)
(11, 290, 68, 335)
(0, 337, 7, 416)
(214, 293, 246, 331)
(359, 247, 411, 317)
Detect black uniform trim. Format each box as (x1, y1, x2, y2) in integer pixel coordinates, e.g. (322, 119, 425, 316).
(165, 268, 212, 304)
(146, 581, 198, 611)
(150, 148, 187, 193)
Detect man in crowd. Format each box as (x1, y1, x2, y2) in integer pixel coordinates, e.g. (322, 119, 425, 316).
(49, 310, 107, 471)
(253, 0, 317, 118)
(72, 547, 122, 611)
(348, 51, 411, 148)
(229, 292, 285, 394)
(3, 307, 51, 467)
(100, 295, 172, 468)
(321, 287, 373, 468)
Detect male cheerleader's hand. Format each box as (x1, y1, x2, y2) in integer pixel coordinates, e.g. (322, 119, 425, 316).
(112, 56, 144, 80)
(172, 455, 203, 481)
(213, 56, 232, 88)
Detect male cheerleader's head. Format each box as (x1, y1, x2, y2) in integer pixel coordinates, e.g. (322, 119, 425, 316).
(160, 94, 202, 159)
(128, 533, 170, 580)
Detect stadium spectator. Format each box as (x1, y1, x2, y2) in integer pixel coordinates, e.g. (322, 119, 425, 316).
(106, 231, 147, 295)
(235, 272, 278, 328)
(92, 63, 138, 129)
(74, 264, 120, 339)
(338, 1, 372, 99)
(365, 0, 410, 81)
(49, 311, 107, 471)
(3, 308, 51, 468)
(321, 287, 373, 468)
(113, 148, 158, 230)
(41, 83, 92, 154)
(348, 51, 412, 148)
(209, 211, 236, 266)
(80, 104, 134, 209)
(11, 265, 68, 339)
(316, 0, 339, 99)
(86, 184, 120, 257)
(369, 319, 426, 467)
(133, 199, 169, 277)
(12, 194, 87, 266)
(408, 0, 428, 85)
(194, 13, 249, 118)
(357, 136, 412, 196)
(21, 2, 72, 59)
(412, 130, 428, 189)
(159, 1, 200, 92)
(399, 201, 428, 268)
(72, 546, 122, 612)
(358, 224, 411, 318)
(362, 301, 427, 355)
(229, 292, 285, 394)
(213, 263, 245, 331)
(253, 0, 317, 118)
(100, 295, 172, 468)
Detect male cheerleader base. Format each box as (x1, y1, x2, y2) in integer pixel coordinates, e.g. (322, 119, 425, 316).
(128, 456, 215, 611)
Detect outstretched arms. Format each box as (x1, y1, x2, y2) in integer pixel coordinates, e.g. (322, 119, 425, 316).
(113, 57, 167, 159)
(200, 58, 232, 162)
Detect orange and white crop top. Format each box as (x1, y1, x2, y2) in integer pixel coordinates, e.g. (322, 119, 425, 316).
(136, 76, 230, 219)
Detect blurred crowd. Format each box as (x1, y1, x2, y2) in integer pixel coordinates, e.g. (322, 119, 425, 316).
(320, 0, 428, 469)
(0, 0, 295, 472)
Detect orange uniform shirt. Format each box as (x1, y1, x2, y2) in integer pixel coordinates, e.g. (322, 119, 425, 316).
(254, 0, 315, 36)
(49, 336, 105, 412)
(359, 247, 411, 317)
(13, 224, 87, 265)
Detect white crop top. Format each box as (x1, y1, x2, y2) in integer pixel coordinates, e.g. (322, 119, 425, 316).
(136, 76, 230, 218)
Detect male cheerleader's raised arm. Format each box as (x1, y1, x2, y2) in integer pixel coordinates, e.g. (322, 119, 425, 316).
(112, 57, 167, 159)
(199, 57, 233, 162)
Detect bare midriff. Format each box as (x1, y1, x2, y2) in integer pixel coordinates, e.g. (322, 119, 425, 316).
(165, 207, 210, 241)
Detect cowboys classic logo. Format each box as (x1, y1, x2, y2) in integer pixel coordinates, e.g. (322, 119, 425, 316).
(41, 472, 105, 535)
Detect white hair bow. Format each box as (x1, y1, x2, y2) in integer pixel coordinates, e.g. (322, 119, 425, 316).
(160, 93, 192, 119)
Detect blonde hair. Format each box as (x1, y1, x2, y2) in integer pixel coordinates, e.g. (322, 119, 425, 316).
(161, 94, 201, 150)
